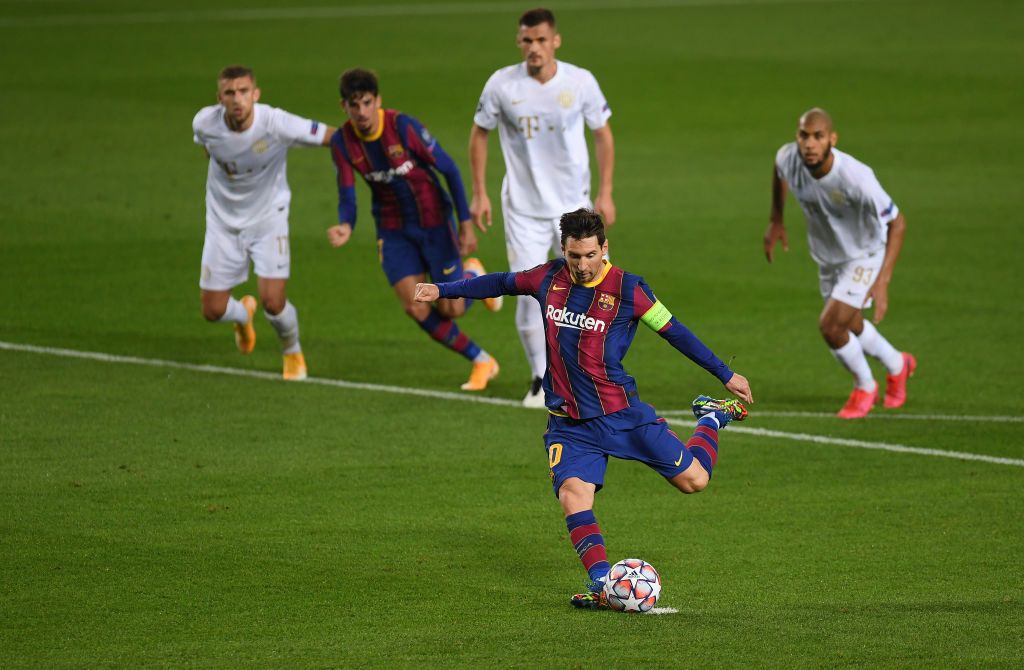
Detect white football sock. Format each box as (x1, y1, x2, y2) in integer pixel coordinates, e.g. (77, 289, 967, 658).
(265, 301, 301, 354)
(473, 351, 491, 364)
(219, 297, 250, 325)
(856, 321, 903, 375)
(516, 295, 548, 379)
(831, 336, 877, 391)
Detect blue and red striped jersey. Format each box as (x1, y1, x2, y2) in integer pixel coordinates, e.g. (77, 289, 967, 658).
(330, 108, 471, 232)
(437, 258, 734, 419)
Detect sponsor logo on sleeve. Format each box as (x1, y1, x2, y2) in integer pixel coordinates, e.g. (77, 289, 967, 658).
(310, 121, 320, 135)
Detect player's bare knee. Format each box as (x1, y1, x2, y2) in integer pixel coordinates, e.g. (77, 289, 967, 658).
(671, 467, 709, 494)
(261, 295, 285, 315)
(818, 317, 846, 347)
(201, 304, 225, 322)
(557, 478, 595, 514)
(436, 298, 465, 319)
(404, 301, 430, 321)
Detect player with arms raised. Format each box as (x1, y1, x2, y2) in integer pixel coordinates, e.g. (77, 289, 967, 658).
(765, 108, 915, 418)
(415, 209, 753, 608)
(193, 65, 334, 380)
(470, 8, 616, 407)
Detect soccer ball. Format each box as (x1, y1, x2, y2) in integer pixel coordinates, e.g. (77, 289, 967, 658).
(603, 558, 661, 612)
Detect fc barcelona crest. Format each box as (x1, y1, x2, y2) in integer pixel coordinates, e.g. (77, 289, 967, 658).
(387, 144, 405, 159)
(598, 293, 616, 311)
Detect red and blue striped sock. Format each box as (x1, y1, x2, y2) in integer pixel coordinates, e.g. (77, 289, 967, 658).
(566, 510, 610, 583)
(416, 308, 481, 361)
(687, 416, 720, 477)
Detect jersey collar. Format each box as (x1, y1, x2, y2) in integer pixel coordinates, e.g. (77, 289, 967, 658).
(572, 259, 612, 288)
(351, 110, 385, 142)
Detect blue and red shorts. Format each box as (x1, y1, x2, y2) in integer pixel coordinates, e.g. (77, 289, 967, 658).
(543, 402, 694, 496)
(377, 219, 462, 287)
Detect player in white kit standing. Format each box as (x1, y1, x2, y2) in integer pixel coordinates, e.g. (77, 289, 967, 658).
(193, 65, 334, 380)
(765, 108, 916, 419)
(469, 8, 616, 407)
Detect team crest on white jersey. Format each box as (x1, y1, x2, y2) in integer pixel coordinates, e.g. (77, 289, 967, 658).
(829, 189, 848, 206)
(558, 89, 575, 109)
(252, 139, 269, 154)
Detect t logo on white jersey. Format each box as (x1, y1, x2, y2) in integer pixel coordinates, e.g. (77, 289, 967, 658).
(517, 115, 540, 139)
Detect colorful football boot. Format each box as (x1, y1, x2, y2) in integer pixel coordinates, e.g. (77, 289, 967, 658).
(234, 295, 257, 354)
(836, 385, 878, 419)
(460, 356, 499, 391)
(883, 352, 917, 409)
(691, 395, 748, 427)
(282, 351, 307, 381)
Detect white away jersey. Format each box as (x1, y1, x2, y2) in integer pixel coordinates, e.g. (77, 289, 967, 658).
(775, 143, 899, 266)
(193, 103, 327, 230)
(474, 61, 611, 219)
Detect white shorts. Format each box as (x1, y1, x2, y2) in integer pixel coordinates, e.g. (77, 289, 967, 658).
(200, 209, 290, 291)
(501, 193, 583, 271)
(818, 252, 884, 309)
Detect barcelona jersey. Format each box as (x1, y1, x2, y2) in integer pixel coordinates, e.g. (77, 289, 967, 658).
(437, 258, 734, 419)
(330, 108, 471, 232)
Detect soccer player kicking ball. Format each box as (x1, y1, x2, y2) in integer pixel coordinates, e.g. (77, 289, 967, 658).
(765, 108, 916, 419)
(415, 209, 753, 608)
(193, 65, 334, 380)
(328, 69, 501, 391)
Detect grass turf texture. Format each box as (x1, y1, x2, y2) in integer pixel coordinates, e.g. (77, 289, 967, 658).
(1, 0, 1022, 667)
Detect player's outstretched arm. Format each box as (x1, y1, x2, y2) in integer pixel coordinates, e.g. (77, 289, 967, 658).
(725, 372, 753, 404)
(414, 283, 440, 302)
(764, 166, 789, 263)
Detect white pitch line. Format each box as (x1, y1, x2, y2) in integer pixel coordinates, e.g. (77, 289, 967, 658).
(646, 607, 679, 615)
(660, 409, 1023, 424)
(725, 426, 1024, 468)
(0, 340, 523, 409)
(0, 0, 871, 28)
(2, 339, 1022, 468)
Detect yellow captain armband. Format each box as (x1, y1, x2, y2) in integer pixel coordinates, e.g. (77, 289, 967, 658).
(640, 300, 673, 331)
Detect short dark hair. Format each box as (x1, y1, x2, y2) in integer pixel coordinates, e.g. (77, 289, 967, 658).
(560, 208, 605, 247)
(218, 64, 254, 82)
(339, 68, 379, 101)
(519, 8, 556, 29)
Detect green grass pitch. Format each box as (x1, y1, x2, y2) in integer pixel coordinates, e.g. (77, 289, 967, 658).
(1, 0, 1022, 667)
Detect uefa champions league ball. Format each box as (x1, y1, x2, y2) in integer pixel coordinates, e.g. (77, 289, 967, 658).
(603, 558, 662, 612)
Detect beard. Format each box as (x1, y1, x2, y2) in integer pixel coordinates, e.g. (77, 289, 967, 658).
(801, 142, 833, 171)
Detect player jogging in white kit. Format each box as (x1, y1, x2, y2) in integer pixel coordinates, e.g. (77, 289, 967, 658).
(193, 65, 334, 380)
(765, 108, 915, 419)
(469, 7, 616, 407)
